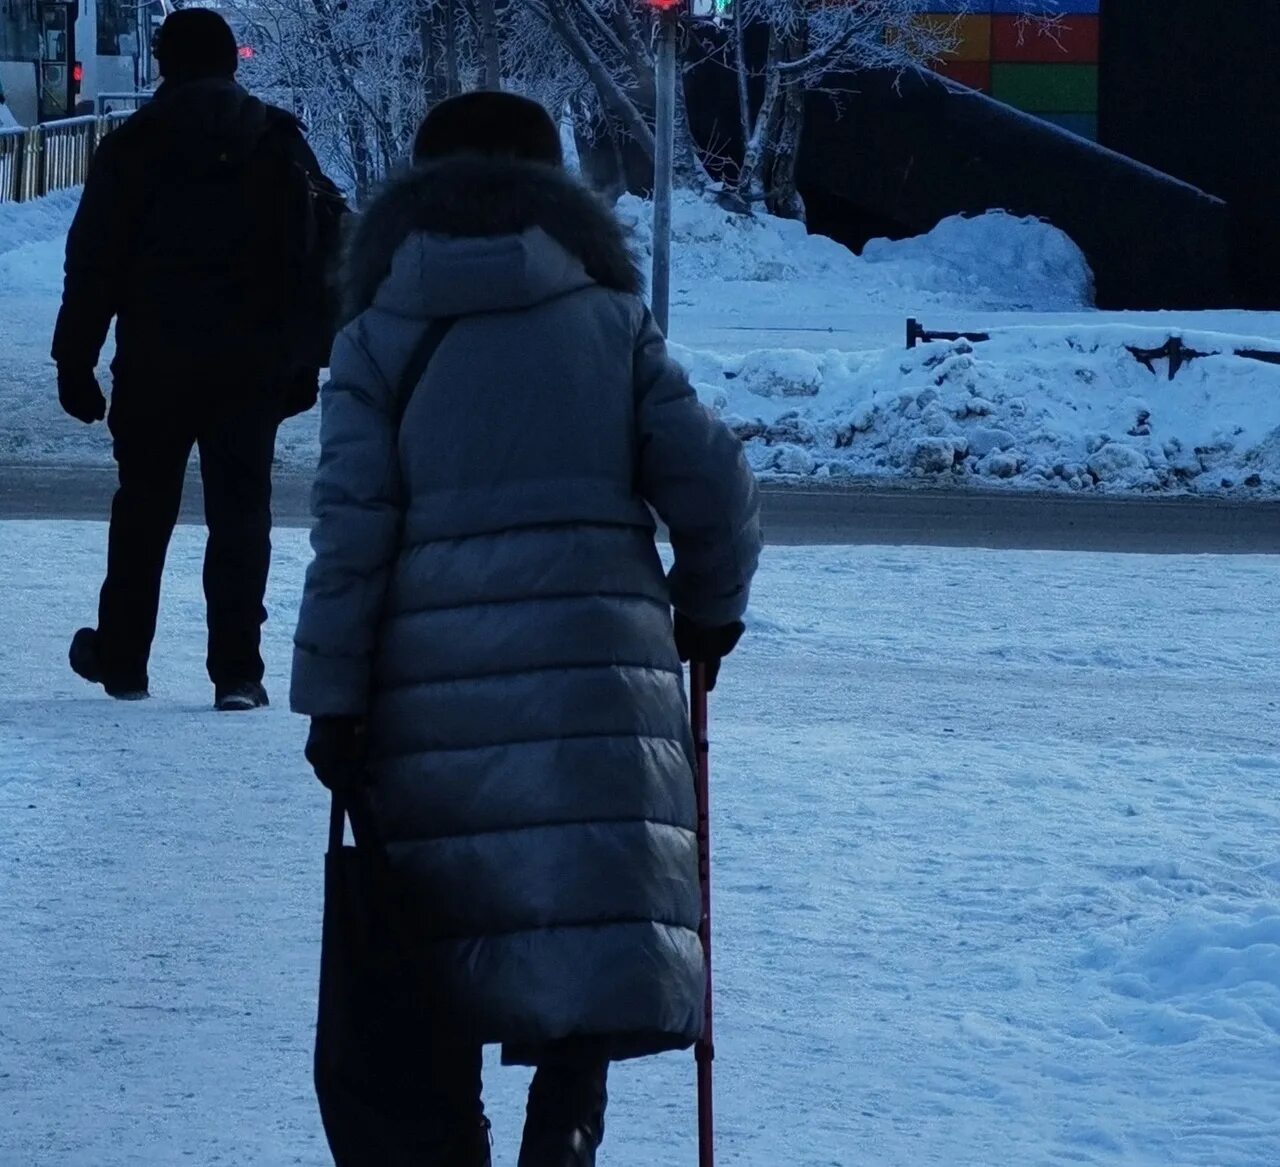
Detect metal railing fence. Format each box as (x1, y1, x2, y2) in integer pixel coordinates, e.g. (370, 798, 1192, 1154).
(0, 110, 133, 204)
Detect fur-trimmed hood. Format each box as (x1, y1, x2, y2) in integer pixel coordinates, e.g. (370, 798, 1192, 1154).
(340, 156, 642, 323)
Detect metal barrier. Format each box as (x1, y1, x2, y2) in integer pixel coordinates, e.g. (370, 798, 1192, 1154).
(0, 112, 131, 204)
(906, 316, 1280, 379)
(40, 115, 97, 195)
(95, 92, 153, 116)
(0, 126, 24, 203)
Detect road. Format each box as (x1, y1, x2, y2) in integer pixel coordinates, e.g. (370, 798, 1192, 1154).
(2, 463, 1278, 553)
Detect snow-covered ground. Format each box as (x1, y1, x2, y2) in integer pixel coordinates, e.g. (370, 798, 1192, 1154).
(3, 520, 1279, 1166)
(3, 189, 1280, 495)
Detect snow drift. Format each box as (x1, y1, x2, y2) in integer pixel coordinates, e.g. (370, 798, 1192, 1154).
(0, 187, 79, 294)
(679, 326, 1280, 494)
(861, 210, 1095, 311)
(618, 191, 1094, 311)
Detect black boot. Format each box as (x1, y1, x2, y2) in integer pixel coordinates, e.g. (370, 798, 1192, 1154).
(214, 680, 270, 712)
(517, 1060, 608, 1167)
(69, 628, 149, 701)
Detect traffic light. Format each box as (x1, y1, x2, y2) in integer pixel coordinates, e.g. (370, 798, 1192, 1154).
(639, 0, 733, 17)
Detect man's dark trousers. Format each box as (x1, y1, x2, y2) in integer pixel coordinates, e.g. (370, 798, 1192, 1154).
(98, 381, 278, 691)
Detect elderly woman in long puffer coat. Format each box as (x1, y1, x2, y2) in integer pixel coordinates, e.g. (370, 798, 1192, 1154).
(292, 92, 762, 1167)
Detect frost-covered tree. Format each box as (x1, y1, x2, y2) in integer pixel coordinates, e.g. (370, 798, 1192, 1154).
(732, 1, 947, 219)
(512, 0, 711, 192)
(229, 0, 508, 192)
(515, 0, 1057, 216)
(226, 0, 1057, 214)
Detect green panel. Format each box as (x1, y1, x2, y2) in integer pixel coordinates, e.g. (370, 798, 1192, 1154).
(990, 64, 1099, 113)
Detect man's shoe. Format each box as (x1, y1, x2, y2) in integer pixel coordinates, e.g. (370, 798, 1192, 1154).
(69, 628, 150, 701)
(215, 681, 270, 712)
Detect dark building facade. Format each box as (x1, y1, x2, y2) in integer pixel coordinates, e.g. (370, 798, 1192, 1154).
(1098, 0, 1280, 308)
(916, 0, 1277, 307)
(682, 0, 1270, 309)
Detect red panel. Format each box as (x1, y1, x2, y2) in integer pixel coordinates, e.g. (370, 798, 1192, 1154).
(931, 59, 992, 92)
(992, 15, 1098, 63)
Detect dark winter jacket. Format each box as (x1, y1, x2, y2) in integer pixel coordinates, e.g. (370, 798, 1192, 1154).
(290, 156, 762, 1061)
(51, 78, 330, 397)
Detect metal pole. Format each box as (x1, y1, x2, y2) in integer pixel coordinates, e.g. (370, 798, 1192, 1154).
(692, 661, 715, 1167)
(652, 9, 677, 336)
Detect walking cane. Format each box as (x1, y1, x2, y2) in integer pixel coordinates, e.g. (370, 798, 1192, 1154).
(692, 662, 715, 1167)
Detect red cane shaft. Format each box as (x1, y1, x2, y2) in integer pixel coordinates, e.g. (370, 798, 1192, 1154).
(692, 662, 715, 1167)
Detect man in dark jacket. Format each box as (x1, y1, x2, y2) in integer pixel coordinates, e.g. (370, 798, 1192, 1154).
(293, 93, 761, 1166)
(53, 8, 339, 709)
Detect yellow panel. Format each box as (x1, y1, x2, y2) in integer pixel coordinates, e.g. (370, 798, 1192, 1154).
(916, 14, 993, 63)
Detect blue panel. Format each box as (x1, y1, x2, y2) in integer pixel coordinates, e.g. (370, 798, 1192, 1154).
(1039, 111, 1099, 140)
(931, 2, 1100, 15)
(993, 0, 1098, 10)
(925, 1, 990, 12)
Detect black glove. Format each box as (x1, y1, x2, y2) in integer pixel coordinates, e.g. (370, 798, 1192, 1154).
(674, 613, 745, 692)
(305, 716, 369, 793)
(57, 367, 106, 424)
(279, 366, 321, 421)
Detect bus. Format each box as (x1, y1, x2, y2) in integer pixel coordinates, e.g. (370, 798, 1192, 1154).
(1, 0, 170, 125)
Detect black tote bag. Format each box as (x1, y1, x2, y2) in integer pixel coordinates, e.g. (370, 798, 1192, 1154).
(312, 317, 463, 1160)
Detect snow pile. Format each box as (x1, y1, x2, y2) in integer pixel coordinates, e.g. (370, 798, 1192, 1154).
(0, 186, 78, 252)
(618, 192, 1094, 310)
(679, 325, 1280, 494)
(1108, 913, 1280, 1029)
(617, 189, 861, 284)
(861, 210, 1095, 311)
(0, 187, 78, 293)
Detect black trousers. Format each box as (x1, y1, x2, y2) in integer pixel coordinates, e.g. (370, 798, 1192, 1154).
(97, 391, 278, 690)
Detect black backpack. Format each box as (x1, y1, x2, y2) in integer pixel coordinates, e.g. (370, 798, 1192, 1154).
(128, 108, 348, 376)
(262, 126, 350, 370)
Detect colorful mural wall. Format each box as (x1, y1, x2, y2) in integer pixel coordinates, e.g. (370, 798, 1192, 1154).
(923, 1, 1100, 140)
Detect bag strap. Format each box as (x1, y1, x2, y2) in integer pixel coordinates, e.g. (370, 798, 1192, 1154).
(329, 790, 390, 859)
(393, 316, 458, 431)
(328, 794, 346, 852)
(328, 785, 382, 847)
(321, 320, 460, 861)
(325, 320, 459, 853)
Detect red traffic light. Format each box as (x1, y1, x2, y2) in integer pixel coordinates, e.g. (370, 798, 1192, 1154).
(72, 61, 84, 84)
(644, 0, 683, 9)
(238, 45, 255, 60)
